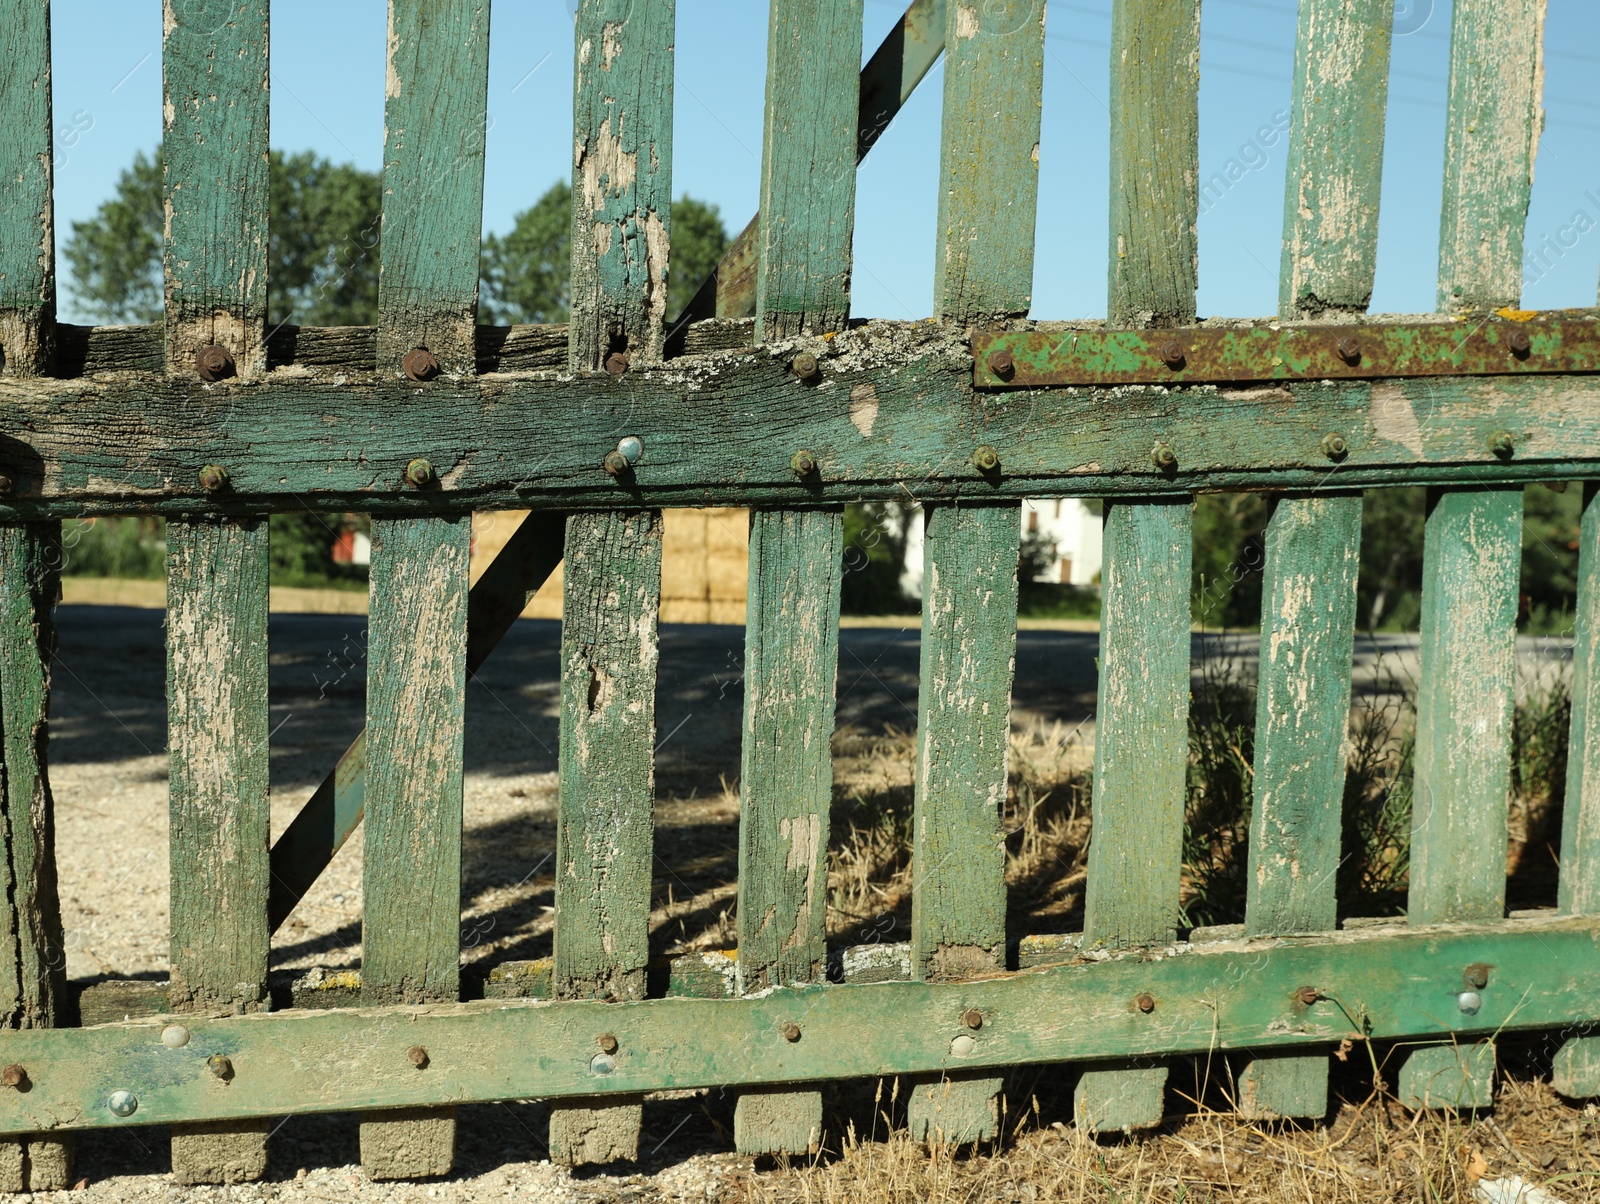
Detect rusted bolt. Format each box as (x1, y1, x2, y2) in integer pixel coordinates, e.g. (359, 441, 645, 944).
(0, 1065, 26, 1089)
(198, 464, 230, 493)
(1158, 341, 1186, 371)
(407, 1045, 429, 1069)
(791, 352, 821, 382)
(1134, 993, 1157, 1014)
(973, 445, 1000, 472)
(0, 473, 14, 496)
(195, 344, 235, 382)
(1321, 433, 1348, 461)
(790, 449, 817, 478)
(405, 457, 436, 488)
(1463, 964, 1490, 990)
(206, 1055, 233, 1081)
(1151, 442, 1177, 470)
(597, 1034, 619, 1055)
(1508, 329, 1533, 358)
(962, 1009, 984, 1030)
(402, 348, 440, 381)
(1336, 336, 1361, 365)
(782, 1022, 802, 1043)
(1296, 986, 1320, 1007)
(987, 348, 1016, 380)
(604, 450, 630, 476)
(1490, 430, 1515, 458)
(604, 351, 631, 376)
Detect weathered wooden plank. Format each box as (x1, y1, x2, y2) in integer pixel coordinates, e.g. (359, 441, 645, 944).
(0, 917, 1594, 1134)
(568, 0, 675, 371)
(1076, 501, 1192, 1132)
(165, 518, 271, 1184)
(755, 0, 864, 339)
(359, 515, 469, 1178)
(1106, 0, 1199, 328)
(731, 509, 841, 1155)
(905, 502, 1019, 1143)
(0, 0, 54, 377)
(161, 0, 269, 374)
(549, 510, 662, 1166)
(376, 0, 490, 375)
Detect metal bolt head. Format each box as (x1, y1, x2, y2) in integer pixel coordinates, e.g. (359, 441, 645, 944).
(108, 1090, 138, 1117)
(1151, 442, 1177, 470)
(973, 445, 1000, 473)
(950, 1034, 977, 1057)
(0, 473, 14, 496)
(195, 344, 235, 382)
(207, 1055, 233, 1081)
(1296, 986, 1320, 1007)
(604, 351, 631, 376)
(1509, 329, 1533, 358)
(1321, 433, 1348, 461)
(1458, 990, 1483, 1015)
(160, 1024, 191, 1049)
(597, 1034, 619, 1055)
(1463, 964, 1490, 990)
(782, 1022, 802, 1043)
(603, 450, 631, 476)
(402, 348, 440, 381)
(987, 348, 1016, 380)
(1134, 993, 1156, 1014)
(615, 435, 643, 466)
(1336, 336, 1362, 365)
(790, 449, 817, 478)
(407, 1045, 429, 1069)
(791, 352, 820, 382)
(590, 1053, 615, 1076)
(1158, 341, 1186, 370)
(962, 1008, 984, 1030)
(0, 1065, 25, 1089)
(1490, 430, 1515, 458)
(405, 457, 436, 488)
(198, 464, 230, 493)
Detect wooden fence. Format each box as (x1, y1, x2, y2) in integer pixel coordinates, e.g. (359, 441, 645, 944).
(1, 0, 1598, 1190)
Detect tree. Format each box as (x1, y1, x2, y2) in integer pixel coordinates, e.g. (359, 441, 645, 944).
(480, 182, 730, 324)
(64, 149, 383, 327)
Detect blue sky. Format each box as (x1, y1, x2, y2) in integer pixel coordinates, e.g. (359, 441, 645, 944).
(46, 1, 1600, 325)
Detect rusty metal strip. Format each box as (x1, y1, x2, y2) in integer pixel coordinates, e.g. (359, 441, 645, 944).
(973, 313, 1600, 388)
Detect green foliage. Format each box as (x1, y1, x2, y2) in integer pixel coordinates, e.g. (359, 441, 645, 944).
(1357, 487, 1426, 632)
(63, 149, 382, 326)
(841, 503, 915, 615)
(479, 182, 730, 325)
(1179, 651, 1257, 928)
(60, 517, 166, 579)
(1190, 494, 1270, 629)
(268, 513, 368, 590)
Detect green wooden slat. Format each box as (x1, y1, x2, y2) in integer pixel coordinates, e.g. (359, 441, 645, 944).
(755, 0, 864, 339)
(165, 518, 271, 1184)
(1560, 483, 1600, 925)
(376, 0, 489, 375)
(360, 515, 469, 1179)
(568, 0, 675, 371)
(0, 524, 70, 1191)
(907, 501, 1020, 1144)
(0, 0, 54, 376)
(161, 0, 269, 374)
(732, 508, 842, 1155)
(550, 509, 662, 1166)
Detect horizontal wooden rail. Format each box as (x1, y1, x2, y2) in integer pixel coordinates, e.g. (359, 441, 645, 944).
(0, 915, 1591, 1135)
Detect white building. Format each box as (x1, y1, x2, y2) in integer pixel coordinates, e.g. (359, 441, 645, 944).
(898, 499, 1103, 599)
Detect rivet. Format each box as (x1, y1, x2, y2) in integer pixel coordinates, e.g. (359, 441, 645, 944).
(0, 1065, 26, 1089)
(590, 1053, 616, 1076)
(604, 351, 631, 376)
(1158, 341, 1186, 371)
(1458, 991, 1482, 1015)
(1295, 986, 1320, 1007)
(195, 344, 235, 382)
(973, 445, 1000, 472)
(615, 436, 643, 466)
(1151, 442, 1177, 470)
(407, 1045, 429, 1069)
(962, 1009, 984, 1030)
(198, 464, 230, 493)
(1321, 433, 1348, 461)
(782, 1022, 802, 1043)
(597, 1034, 619, 1056)
(791, 352, 820, 382)
(402, 348, 440, 382)
(790, 449, 817, 478)
(1463, 964, 1490, 990)
(1336, 336, 1361, 365)
(987, 348, 1016, 380)
(1508, 329, 1533, 358)
(160, 1024, 191, 1049)
(1134, 993, 1156, 1014)
(207, 1055, 233, 1081)
(405, 457, 436, 488)
(108, 1089, 138, 1117)
(1490, 430, 1515, 458)
(0, 473, 16, 496)
(950, 1034, 977, 1057)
